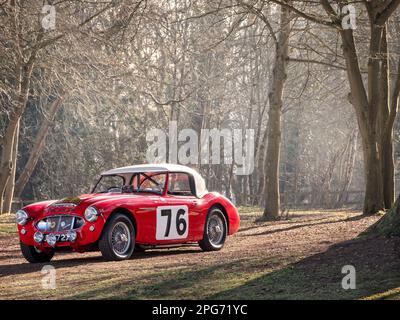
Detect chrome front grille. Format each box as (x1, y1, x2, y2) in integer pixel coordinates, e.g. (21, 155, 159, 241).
(36, 215, 85, 232)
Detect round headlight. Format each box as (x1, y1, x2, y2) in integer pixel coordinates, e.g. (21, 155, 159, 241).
(67, 230, 77, 242)
(34, 231, 44, 243)
(16, 210, 28, 226)
(37, 220, 50, 232)
(84, 206, 99, 222)
(46, 234, 57, 247)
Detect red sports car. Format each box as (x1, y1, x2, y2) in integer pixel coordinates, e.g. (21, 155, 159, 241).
(16, 164, 240, 262)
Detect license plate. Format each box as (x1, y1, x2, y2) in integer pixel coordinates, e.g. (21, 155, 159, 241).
(44, 234, 70, 242)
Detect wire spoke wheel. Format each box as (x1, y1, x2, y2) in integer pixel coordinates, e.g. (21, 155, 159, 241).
(20, 242, 54, 263)
(99, 214, 135, 261)
(199, 208, 227, 251)
(111, 221, 131, 256)
(207, 214, 225, 246)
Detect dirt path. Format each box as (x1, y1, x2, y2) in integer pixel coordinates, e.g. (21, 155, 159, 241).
(0, 210, 399, 299)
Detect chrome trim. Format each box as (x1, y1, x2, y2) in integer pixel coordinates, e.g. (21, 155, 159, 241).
(137, 207, 154, 212)
(50, 203, 77, 208)
(35, 215, 85, 233)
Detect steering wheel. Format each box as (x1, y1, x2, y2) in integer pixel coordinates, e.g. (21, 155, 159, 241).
(121, 185, 134, 193)
(107, 186, 121, 193)
(139, 177, 162, 192)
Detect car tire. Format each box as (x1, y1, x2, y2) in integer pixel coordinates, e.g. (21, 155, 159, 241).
(99, 213, 135, 261)
(20, 242, 54, 263)
(198, 207, 227, 251)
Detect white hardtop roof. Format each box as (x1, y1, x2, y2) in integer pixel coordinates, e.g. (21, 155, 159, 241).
(102, 164, 199, 176)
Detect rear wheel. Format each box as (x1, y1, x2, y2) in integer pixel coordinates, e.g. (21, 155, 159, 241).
(20, 242, 54, 263)
(99, 214, 135, 261)
(199, 208, 227, 251)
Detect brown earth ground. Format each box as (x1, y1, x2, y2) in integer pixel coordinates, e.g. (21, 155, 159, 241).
(0, 208, 399, 300)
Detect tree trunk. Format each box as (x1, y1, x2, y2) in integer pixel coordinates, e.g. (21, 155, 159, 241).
(377, 26, 395, 209)
(364, 194, 400, 237)
(381, 130, 394, 209)
(380, 50, 400, 209)
(263, 3, 291, 219)
(339, 27, 386, 214)
(383, 60, 400, 208)
(2, 120, 20, 213)
(336, 131, 357, 208)
(361, 132, 385, 214)
(257, 127, 267, 203)
(0, 117, 20, 211)
(14, 96, 65, 198)
(0, 62, 34, 210)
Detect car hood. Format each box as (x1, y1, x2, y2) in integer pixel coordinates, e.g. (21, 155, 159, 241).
(25, 193, 158, 218)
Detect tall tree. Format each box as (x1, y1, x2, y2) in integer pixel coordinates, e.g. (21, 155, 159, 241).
(240, 1, 292, 218)
(265, 0, 400, 214)
(262, 3, 291, 219)
(0, 0, 146, 211)
(13, 94, 65, 199)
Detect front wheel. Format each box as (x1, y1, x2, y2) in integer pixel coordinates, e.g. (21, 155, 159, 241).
(20, 242, 54, 263)
(199, 208, 227, 251)
(99, 214, 135, 261)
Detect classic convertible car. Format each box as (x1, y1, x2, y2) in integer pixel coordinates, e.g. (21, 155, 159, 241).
(16, 164, 240, 262)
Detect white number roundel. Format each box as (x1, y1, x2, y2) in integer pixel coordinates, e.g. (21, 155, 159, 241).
(156, 206, 189, 240)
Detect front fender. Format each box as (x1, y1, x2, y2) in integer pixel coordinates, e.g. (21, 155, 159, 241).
(203, 193, 240, 235)
(22, 200, 56, 219)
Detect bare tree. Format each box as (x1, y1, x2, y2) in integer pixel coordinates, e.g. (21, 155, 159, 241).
(262, 0, 400, 214)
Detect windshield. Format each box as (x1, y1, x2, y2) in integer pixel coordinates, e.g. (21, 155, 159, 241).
(92, 172, 167, 195)
(93, 175, 125, 193)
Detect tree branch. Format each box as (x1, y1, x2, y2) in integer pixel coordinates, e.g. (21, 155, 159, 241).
(376, 0, 400, 25)
(319, 0, 338, 20)
(141, 91, 192, 106)
(37, 0, 134, 50)
(288, 57, 348, 71)
(266, 0, 337, 27)
(238, 1, 278, 44)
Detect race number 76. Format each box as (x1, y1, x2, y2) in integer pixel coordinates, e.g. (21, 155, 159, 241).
(156, 206, 189, 240)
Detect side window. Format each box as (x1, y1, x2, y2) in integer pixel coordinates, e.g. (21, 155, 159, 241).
(168, 173, 193, 196)
(139, 173, 166, 194)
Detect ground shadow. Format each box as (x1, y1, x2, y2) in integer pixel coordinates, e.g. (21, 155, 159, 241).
(66, 235, 400, 299)
(238, 213, 366, 234)
(67, 259, 244, 299)
(239, 214, 367, 237)
(209, 236, 400, 299)
(0, 255, 104, 278)
(0, 247, 202, 278)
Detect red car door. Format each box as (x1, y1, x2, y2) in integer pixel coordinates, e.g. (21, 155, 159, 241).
(137, 173, 204, 245)
(154, 172, 204, 243)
